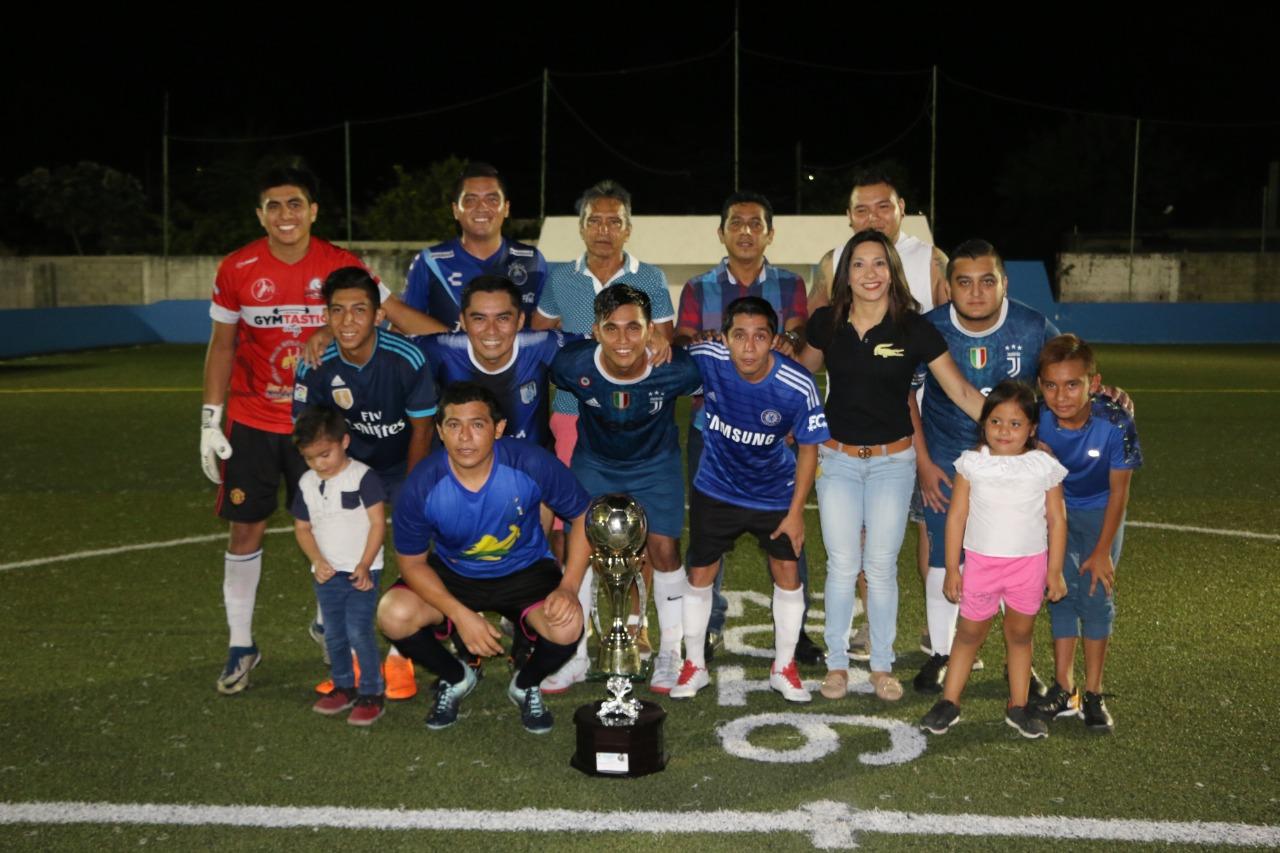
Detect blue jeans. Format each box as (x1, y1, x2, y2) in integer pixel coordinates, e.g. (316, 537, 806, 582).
(815, 444, 916, 672)
(315, 569, 384, 695)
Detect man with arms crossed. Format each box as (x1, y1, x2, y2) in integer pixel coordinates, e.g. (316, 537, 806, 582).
(201, 165, 374, 694)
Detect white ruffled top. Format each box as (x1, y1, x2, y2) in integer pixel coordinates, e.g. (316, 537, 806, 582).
(955, 447, 1068, 557)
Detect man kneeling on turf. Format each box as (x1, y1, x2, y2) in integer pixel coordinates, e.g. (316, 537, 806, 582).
(377, 383, 592, 733)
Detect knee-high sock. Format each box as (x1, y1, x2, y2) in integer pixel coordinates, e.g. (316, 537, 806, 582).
(517, 634, 581, 689)
(224, 550, 262, 648)
(773, 584, 805, 668)
(652, 568, 687, 656)
(682, 581, 714, 668)
(390, 628, 464, 684)
(926, 566, 959, 656)
(573, 570, 594, 661)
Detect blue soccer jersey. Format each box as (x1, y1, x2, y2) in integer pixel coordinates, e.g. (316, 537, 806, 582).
(402, 238, 547, 329)
(688, 342, 830, 511)
(416, 330, 574, 448)
(536, 252, 676, 416)
(550, 340, 703, 466)
(1038, 398, 1143, 511)
(293, 329, 438, 477)
(921, 299, 1060, 470)
(393, 438, 591, 580)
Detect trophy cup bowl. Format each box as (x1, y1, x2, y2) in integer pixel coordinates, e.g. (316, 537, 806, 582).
(584, 494, 649, 680)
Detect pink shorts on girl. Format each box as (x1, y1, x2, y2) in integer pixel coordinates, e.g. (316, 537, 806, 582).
(959, 549, 1048, 621)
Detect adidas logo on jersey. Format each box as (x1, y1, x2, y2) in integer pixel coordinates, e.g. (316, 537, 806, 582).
(585, 398, 602, 407)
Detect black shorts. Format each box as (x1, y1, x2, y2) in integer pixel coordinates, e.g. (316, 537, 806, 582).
(686, 488, 799, 568)
(392, 554, 562, 640)
(216, 421, 308, 523)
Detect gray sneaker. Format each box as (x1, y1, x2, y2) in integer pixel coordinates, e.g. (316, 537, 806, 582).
(425, 662, 478, 730)
(216, 645, 261, 695)
(508, 675, 553, 734)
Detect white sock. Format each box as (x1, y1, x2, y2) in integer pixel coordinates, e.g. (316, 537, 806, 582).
(224, 550, 262, 648)
(652, 568, 687, 656)
(314, 602, 323, 627)
(575, 570, 594, 661)
(682, 580, 713, 669)
(772, 584, 805, 669)
(926, 566, 959, 656)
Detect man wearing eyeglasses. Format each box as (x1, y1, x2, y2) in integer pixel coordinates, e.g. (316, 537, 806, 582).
(384, 161, 548, 331)
(673, 191, 823, 667)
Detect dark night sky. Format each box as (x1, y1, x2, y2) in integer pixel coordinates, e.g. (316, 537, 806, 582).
(8, 8, 1277, 259)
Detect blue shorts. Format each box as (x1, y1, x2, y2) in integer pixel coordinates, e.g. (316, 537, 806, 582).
(1048, 507, 1124, 640)
(572, 451, 685, 539)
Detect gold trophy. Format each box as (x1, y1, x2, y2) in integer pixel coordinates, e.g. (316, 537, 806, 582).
(584, 494, 649, 680)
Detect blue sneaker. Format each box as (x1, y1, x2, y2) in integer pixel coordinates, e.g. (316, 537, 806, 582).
(216, 645, 261, 695)
(308, 621, 330, 665)
(507, 675, 553, 734)
(425, 663, 478, 730)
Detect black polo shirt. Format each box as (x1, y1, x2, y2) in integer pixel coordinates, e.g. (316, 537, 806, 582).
(807, 306, 947, 446)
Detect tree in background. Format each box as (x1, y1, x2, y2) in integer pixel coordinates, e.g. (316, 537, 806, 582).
(359, 157, 466, 242)
(17, 162, 154, 255)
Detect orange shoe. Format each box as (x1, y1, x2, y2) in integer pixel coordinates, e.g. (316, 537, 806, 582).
(314, 653, 361, 695)
(384, 652, 418, 700)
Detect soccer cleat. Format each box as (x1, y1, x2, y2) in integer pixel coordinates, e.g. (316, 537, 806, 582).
(1034, 681, 1081, 719)
(346, 694, 385, 727)
(425, 662, 478, 730)
(913, 653, 948, 694)
(668, 660, 710, 699)
(769, 659, 812, 703)
(312, 686, 357, 716)
(540, 654, 589, 695)
(849, 625, 871, 662)
(508, 676, 553, 734)
(216, 645, 261, 695)
(919, 699, 961, 734)
(308, 620, 330, 665)
(1005, 705, 1050, 739)
(384, 653, 418, 701)
(1082, 690, 1114, 734)
(794, 633, 825, 667)
(314, 653, 362, 696)
(648, 650, 682, 695)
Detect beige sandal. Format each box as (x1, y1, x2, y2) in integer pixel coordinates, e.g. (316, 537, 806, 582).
(869, 671, 903, 702)
(820, 669, 848, 699)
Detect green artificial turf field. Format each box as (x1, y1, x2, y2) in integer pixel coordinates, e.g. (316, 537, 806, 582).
(0, 344, 1277, 851)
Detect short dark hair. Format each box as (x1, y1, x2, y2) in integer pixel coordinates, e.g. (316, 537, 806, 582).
(721, 296, 778, 337)
(257, 165, 319, 206)
(452, 161, 509, 201)
(576, 179, 633, 228)
(461, 274, 522, 313)
(718, 191, 774, 232)
(977, 380, 1039, 452)
(1038, 333, 1098, 377)
(947, 238, 1006, 282)
(594, 283, 652, 325)
(322, 267, 380, 308)
(436, 382, 507, 427)
(848, 169, 901, 200)
(292, 407, 347, 448)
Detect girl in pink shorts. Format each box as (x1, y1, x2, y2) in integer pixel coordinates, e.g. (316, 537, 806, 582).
(919, 381, 1067, 739)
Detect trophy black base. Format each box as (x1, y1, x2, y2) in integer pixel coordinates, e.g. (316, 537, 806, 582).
(570, 700, 667, 778)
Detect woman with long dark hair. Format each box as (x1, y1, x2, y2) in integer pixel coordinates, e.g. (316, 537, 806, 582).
(799, 230, 984, 701)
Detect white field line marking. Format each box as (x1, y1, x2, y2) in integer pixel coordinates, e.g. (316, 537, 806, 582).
(1, 517, 1274, 575)
(0, 527, 293, 572)
(0, 800, 1275, 848)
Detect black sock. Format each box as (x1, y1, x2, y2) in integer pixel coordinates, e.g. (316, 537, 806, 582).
(515, 632, 581, 689)
(388, 629, 465, 684)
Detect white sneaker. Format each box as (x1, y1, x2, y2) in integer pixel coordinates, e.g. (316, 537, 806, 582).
(769, 659, 812, 703)
(540, 655, 589, 695)
(648, 650, 681, 694)
(668, 660, 710, 699)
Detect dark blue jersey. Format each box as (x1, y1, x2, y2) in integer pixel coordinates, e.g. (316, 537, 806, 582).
(688, 343, 830, 511)
(1038, 398, 1142, 511)
(921, 299, 1060, 470)
(393, 437, 591, 579)
(402, 238, 547, 329)
(293, 329, 438, 477)
(416, 330, 574, 448)
(550, 341, 703, 467)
